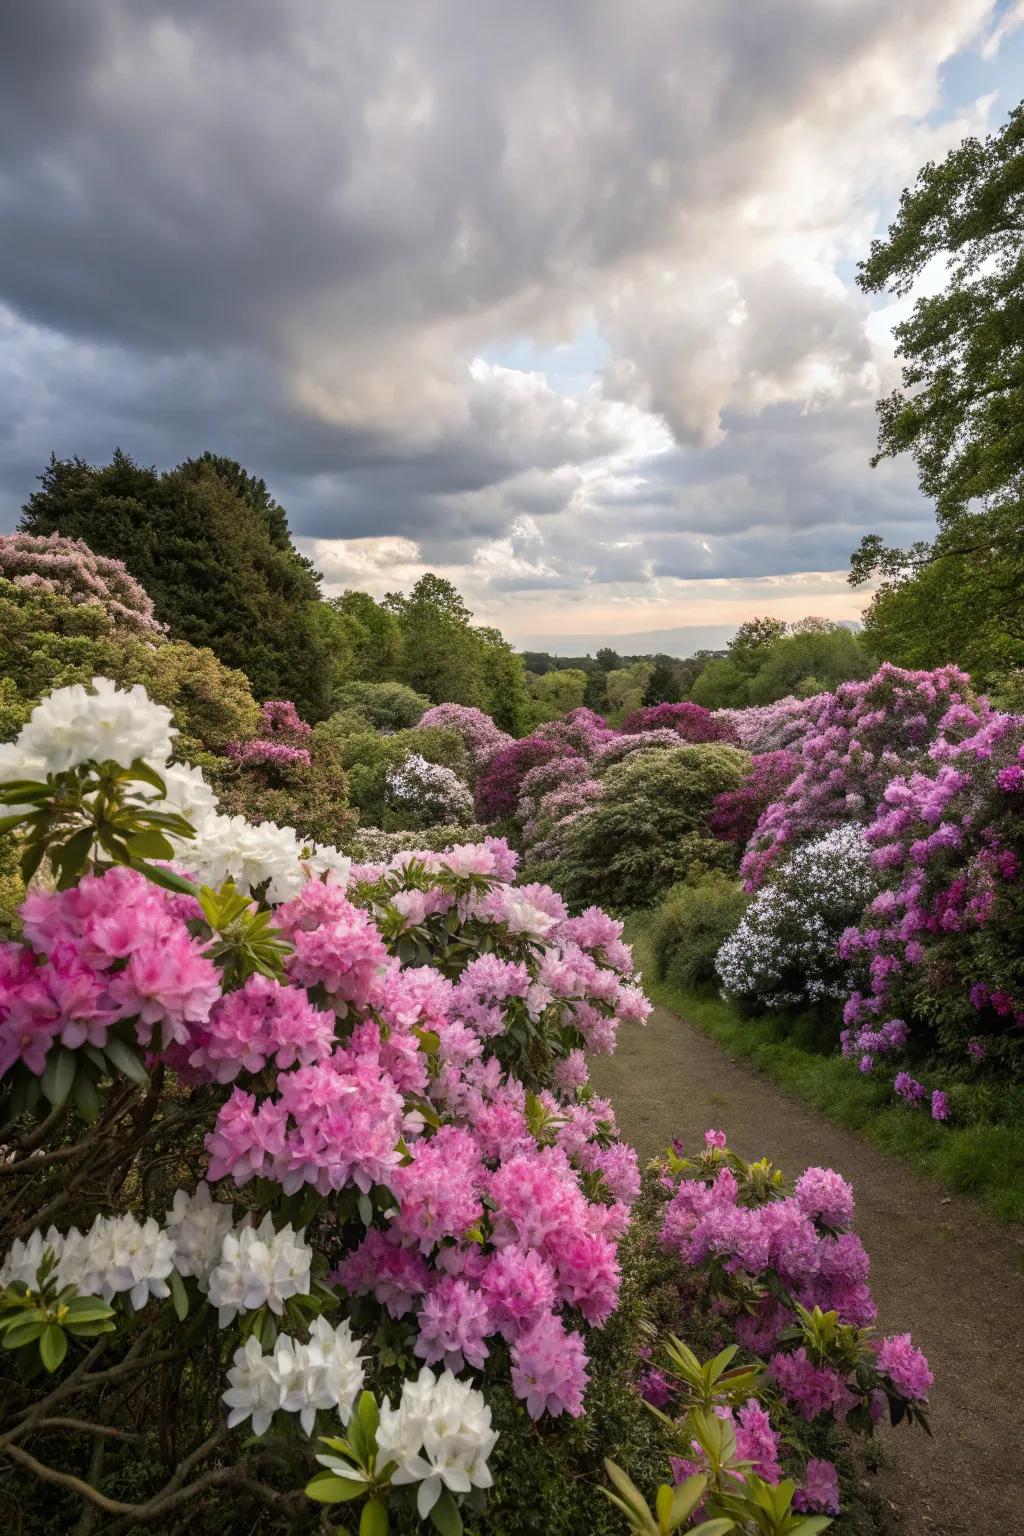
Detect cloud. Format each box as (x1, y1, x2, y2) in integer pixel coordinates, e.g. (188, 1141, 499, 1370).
(0, 0, 1011, 638)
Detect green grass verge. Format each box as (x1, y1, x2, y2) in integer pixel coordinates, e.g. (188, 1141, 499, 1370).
(626, 918, 1024, 1226)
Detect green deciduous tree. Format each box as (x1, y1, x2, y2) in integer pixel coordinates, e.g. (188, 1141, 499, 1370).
(528, 667, 589, 722)
(851, 101, 1024, 679)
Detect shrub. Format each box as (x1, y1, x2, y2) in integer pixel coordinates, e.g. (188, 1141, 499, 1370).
(741, 664, 988, 889)
(415, 702, 513, 775)
(622, 701, 738, 744)
(348, 823, 489, 863)
(0, 530, 164, 634)
(0, 678, 651, 1533)
(333, 679, 432, 731)
(709, 749, 800, 847)
(714, 694, 829, 755)
(214, 698, 356, 847)
(475, 735, 577, 822)
(0, 577, 260, 760)
(332, 724, 471, 828)
(717, 824, 877, 1010)
(555, 744, 749, 910)
(384, 752, 475, 828)
(591, 729, 684, 773)
(650, 873, 749, 991)
(840, 710, 1024, 1088)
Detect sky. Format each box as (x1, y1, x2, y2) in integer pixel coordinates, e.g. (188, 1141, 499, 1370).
(2, 1, 1023, 655)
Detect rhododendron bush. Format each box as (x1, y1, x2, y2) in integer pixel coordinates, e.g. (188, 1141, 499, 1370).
(0, 678, 658, 1531)
(607, 1132, 933, 1533)
(840, 709, 1024, 1099)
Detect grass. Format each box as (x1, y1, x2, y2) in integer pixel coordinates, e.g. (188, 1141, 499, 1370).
(626, 918, 1024, 1226)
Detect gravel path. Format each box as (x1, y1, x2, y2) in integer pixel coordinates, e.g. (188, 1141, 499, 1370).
(590, 1004, 1024, 1535)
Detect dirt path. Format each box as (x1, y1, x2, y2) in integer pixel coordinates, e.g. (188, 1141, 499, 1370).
(590, 1005, 1024, 1535)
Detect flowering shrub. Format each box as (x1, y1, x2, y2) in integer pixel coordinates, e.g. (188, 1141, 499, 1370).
(622, 702, 738, 744)
(216, 697, 356, 847)
(741, 665, 988, 889)
(475, 734, 577, 822)
(0, 530, 165, 635)
(384, 752, 475, 828)
(350, 824, 489, 862)
(591, 728, 686, 773)
(0, 677, 652, 1530)
(717, 826, 877, 1011)
(710, 749, 801, 847)
(416, 702, 513, 774)
(714, 694, 829, 755)
(840, 710, 1024, 1092)
(536, 706, 614, 755)
(618, 1132, 932, 1527)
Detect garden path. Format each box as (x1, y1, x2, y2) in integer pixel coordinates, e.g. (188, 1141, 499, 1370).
(590, 1004, 1024, 1536)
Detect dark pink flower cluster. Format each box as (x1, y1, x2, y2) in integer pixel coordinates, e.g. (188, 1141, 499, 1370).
(622, 701, 738, 744)
(710, 749, 800, 846)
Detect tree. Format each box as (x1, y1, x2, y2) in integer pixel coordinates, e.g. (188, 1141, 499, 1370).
(857, 102, 1024, 519)
(727, 617, 788, 673)
(477, 629, 532, 735)
(329, 590, 405, 683)
(528, 667, 589, 722)
(745, 627, 871, 703)
(642, 655, 685, 706)
(603, 661, 654, 726)
(20, 451, 330, 717)
(688, 657, 748, 709)
(384, 574, 488, 707)
(595, 646, 623, 672)
(851, 103, 1024, 676)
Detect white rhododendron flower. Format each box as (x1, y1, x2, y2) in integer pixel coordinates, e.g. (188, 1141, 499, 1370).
(223, 1318, 366, 1436)
(77, 1214, 176, 1310)
(501, 896, 557, 940)
(372, 1367, 498, 1518)
(223, 1335, 284, 1436)
(206, 1214, 312, 1326)
(163, 1184, 234, 1289)
(16, 677, 176, 774)
(159, 760, 220, 827)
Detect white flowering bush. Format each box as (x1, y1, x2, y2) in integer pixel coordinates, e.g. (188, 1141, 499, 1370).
(715, 825, 878, 1010)
(0, 677, 658, 1533)
(384, 751, 475, 829)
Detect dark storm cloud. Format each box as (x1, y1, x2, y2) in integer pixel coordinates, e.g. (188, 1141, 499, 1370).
(0, 0, 997, 597)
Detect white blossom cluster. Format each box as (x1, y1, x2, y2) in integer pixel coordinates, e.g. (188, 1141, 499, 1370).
(320, 1366, 498, 1519)
(1, 678, 351, 901)
(224, 1316, 366, 1435)
(385, 752, 474, 828)
(1, 1190, 314, 1330)
(206, 1212, 313, 1325)
(716, 824, 876, 1009)
(0, 1212, 175, 1312)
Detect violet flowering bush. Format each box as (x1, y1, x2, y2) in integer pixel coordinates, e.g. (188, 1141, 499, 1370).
(839, 709, 1024, 1104)
(218, 698, 356, 848)
(415, 703, 513, 779)
(0, 677, 656, 1532)
(620, 1131, 933, 1530)
(713, 694, 829, 756)
(740, 665, 988, 890)
(709, 749, 801, 849)
(0, 530, 165, 636)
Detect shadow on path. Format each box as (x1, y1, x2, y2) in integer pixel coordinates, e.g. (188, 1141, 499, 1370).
(590, 1004, 1024, 1535)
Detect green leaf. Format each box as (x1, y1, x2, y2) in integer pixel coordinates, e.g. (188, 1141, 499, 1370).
(71, 1071, 100, 1123)
(102, 1036, 150, 1087)
(356, 1389, 379, 1444)
(304, 1472, 368, 1504)
(670, 1477, 710, 1530)
(2, 1319, 46, 1350)
(360, 1496, 389, 1536)
(429, 1488, 463, 1536)
(39, 1324, 68, 1373)
(125, 829, 176, 860)
(41, 1048, 77, 1108)
(123, 759, 169, 794)
(169, 1269, 189, 1322)
(135, 862, 199, 895)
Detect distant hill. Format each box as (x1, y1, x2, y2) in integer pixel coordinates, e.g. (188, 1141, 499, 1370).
(515, 620, 860, 660)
